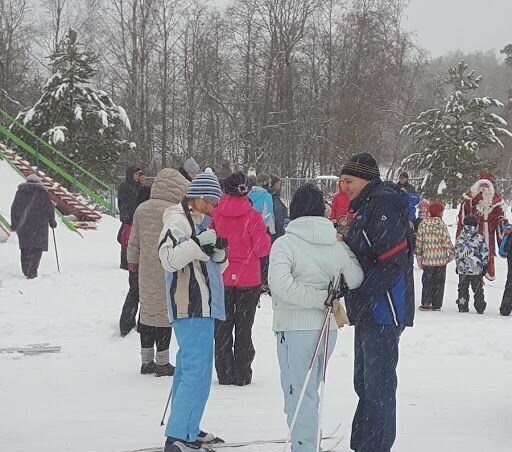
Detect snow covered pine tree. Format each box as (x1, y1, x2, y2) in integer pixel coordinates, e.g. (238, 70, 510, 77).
(14, 29, 134, 180)
(400, 61, 512, 203)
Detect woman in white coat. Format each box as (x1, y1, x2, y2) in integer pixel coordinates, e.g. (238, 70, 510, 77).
(269, 183, 364, 452)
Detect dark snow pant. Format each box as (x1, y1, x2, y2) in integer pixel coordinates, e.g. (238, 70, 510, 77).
(260, 256, 270, 289)
(457, 275, 486, 313)
(421, 265, 447, 309)
(215, 286, 261, 385)
(120, 246, 128, 270)
(500, 253, 512, 316)
(119, 270, 139, 336)
(20, 248, 43, 278)
(139, 323, 173, 365)
(351, 324, 402, 452)
(139, 323, 172, 351)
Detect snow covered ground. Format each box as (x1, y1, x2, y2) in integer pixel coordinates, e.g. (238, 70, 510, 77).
(1, 160, 512, 452)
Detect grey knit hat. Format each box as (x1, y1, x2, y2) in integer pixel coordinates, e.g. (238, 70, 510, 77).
(183, 158, 200, 174)
(186, 173, 222, 202)
(26, 173, 42, 183)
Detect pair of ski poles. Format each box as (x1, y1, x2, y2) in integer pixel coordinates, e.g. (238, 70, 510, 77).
(281, 305, 333, 452)
(282, 274, 347, 452)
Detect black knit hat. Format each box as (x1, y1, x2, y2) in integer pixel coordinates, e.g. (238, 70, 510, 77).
(224, 172, 249, 196)
(340, 152, 380, 181)
(464, 214, 479, 227)
(400, 172, 409, 179)
(290, 183, 325, 220)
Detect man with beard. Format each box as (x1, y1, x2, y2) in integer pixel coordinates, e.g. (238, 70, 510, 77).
(456, 172, 507, 281)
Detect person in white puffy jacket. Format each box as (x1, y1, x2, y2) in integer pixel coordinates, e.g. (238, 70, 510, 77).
(269, 183, 364, 452)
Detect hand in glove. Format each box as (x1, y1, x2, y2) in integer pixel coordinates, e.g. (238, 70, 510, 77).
(211, 248, 228, 264)
(193, 229, 217, 248)
(127, 263, 139, 272)
(416, 255, 424, 269)
(50, 220, 57, 229)
(447, 252, 455, 263)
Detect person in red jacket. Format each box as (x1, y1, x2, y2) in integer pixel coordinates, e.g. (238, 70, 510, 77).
(211, 173, 271, 386)
(330, 179, 353, 239)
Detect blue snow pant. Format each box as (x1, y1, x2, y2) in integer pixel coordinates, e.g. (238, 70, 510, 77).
(350, 324, 402, 452)
(165, 317, 214, 442)
(277, 329, 337, 452)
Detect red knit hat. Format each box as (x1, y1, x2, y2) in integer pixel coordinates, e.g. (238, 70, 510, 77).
(480, 171, 495, 183)
(428, 201, 445, 218)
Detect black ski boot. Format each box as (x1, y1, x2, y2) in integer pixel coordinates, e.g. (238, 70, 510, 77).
(140, 361, 156, 375)
(164, 438, 212, 452)
(474, 301, 487, 314)
(457, 299, 469, 313)
(155, 363, 176, 377)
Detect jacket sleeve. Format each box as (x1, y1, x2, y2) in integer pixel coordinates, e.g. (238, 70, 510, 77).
(158, 214, 208, 272)
(249, 211, 271, 258)
(330, 196, 339, 221)
(351, 199, 409, 298)
(46, 194, 57, 228)
(339, 242, 364, 289)
(443, 224, 455, 256)
(268, 239, 329, 310)
(127, 211, 140, 265)
(10, 192, 20, 231)
(118, 183, 129, 222)
(481, 238, 489, 267)
(415, 222, 425, 256)
(454, 237, 463, 265)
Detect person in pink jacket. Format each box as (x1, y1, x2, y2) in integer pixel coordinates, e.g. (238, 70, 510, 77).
(211, 172, 271, 386)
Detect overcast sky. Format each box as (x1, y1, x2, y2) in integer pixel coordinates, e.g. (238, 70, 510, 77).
(213, 0, 511, 57)
(405, 0, 511, 56)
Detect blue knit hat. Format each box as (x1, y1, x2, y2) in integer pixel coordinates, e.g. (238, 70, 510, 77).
(186, 173, 222, 202)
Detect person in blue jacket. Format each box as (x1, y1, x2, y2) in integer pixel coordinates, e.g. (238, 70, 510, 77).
(249, 173, 274, 291)
(339, 152, 415, 452)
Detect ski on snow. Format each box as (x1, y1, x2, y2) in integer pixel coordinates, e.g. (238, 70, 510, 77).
(0, 343, 61, 355)
(121, 423, 343, 452)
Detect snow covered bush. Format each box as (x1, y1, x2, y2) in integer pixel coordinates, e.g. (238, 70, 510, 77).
(14, 29, 134, 181)
(401, 61, 512, 203)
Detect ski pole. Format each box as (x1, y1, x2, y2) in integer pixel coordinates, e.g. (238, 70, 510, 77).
(282, 307, 332, 452)
(52, 228, 60, 273)
(316, 314, 331, 452)
(160, 386, 173, 427)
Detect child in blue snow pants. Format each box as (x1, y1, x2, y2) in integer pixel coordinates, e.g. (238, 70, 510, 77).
(277, 329, 337, 452)
(165, 317, 215, 442)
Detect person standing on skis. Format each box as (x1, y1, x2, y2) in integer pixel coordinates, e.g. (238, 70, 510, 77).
(339, 152, 415, 452)
(269, 183, 363, 452)
(158, 173, 226, 452)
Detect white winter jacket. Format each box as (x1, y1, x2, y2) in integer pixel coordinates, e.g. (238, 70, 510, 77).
(158, 203, 226, 322)
(269, 216, 364, 332)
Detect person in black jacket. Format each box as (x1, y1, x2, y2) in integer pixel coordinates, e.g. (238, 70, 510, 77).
(118, 165, 141, 336)
(398, 172, 416, 194)
(10, 174, 57, 279)
(118, 166, 141, 269)
(269, 175, 288, 241)
(340, 153, 414, 452)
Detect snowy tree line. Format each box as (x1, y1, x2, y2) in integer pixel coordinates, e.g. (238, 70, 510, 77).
(1, 0, 512, 193)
